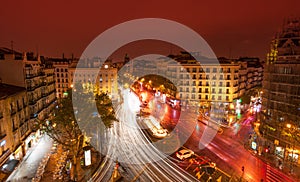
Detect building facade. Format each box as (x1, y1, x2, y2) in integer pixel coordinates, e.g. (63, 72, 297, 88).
(68, 58, 118, 100)
(52, 58, 71, 98)
(260, 18, 300, 164)
(0, 48, 56, 166)
(0, 84, 31, 167)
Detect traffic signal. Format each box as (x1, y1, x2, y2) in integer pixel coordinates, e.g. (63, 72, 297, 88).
(241, 166, 245, 172)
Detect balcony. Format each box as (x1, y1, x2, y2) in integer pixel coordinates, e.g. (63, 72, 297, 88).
(25, 74, 38, 79)
(27, 86, 36, 91)
(10, 109, 16, 115)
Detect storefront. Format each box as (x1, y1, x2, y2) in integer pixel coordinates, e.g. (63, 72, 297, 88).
(286, 148, 299, 164)
(275, 146, 285, 158)
(12, 145, 23, 160)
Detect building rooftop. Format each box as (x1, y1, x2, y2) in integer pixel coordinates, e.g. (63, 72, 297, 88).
(0, 83, 26, 100)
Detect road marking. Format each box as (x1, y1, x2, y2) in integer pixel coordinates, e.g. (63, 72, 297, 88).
(266, 164, 284, 182)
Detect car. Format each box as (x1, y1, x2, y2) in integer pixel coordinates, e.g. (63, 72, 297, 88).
(140, 116, 168, 139)
(176, 149, 194, 160)
(1, 159, 19, 174)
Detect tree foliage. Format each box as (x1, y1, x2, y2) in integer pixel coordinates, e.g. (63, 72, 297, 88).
(35, 86, 118, 180)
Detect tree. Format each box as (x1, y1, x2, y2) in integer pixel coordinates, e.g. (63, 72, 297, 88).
(36, 87, 118, 181)
(36, 90, 82, 181)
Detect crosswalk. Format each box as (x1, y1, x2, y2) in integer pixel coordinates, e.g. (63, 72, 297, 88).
(265, 164, 293, 182)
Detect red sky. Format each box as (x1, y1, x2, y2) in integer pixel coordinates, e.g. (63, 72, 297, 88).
(0, 0, 299, 60)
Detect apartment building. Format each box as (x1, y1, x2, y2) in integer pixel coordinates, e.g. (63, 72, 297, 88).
(0, 48, 56, 161)
(52, 58, 71, 98)
(0, 84, 31, 167)
(260, 18, 300, 164)
(68, 58, 118, 100)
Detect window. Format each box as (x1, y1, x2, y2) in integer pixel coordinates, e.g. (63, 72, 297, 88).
(57, 73, 59, 77)
(65, 69, 68, 72)
(219, 89, 222, 94)
(186, 88, 189, 92)
(218, 96, 222, 100)
(212, 74, 216, 80)
(212, 88, 215, 93)
(226, 96, 229, 101)
(198, 95, 201, 99)
(205, 95, 208, 100)
(61, 68, 63, 72)
(205, 88, 209, 93)
(226, 89, 230, 94)
(212, 95, 215, 100)
(219, 82, 223, 86)
(213, 68, 217, 73)
(205, 68, 210, 73)
(192, 94, 195, 99)
(198, 88, 202, 93)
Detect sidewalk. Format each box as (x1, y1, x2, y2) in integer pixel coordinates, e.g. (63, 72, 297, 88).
(6, 134, 53, 182)
(41, 144, 102, 182)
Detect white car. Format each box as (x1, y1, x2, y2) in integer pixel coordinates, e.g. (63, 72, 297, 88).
(176, 149, 194, 160)
(152, 128, 168, 139)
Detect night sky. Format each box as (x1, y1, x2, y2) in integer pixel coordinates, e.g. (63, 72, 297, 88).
(0, 0, 299, 60)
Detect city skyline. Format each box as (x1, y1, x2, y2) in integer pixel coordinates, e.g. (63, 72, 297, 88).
(1, 0, 300, 60)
